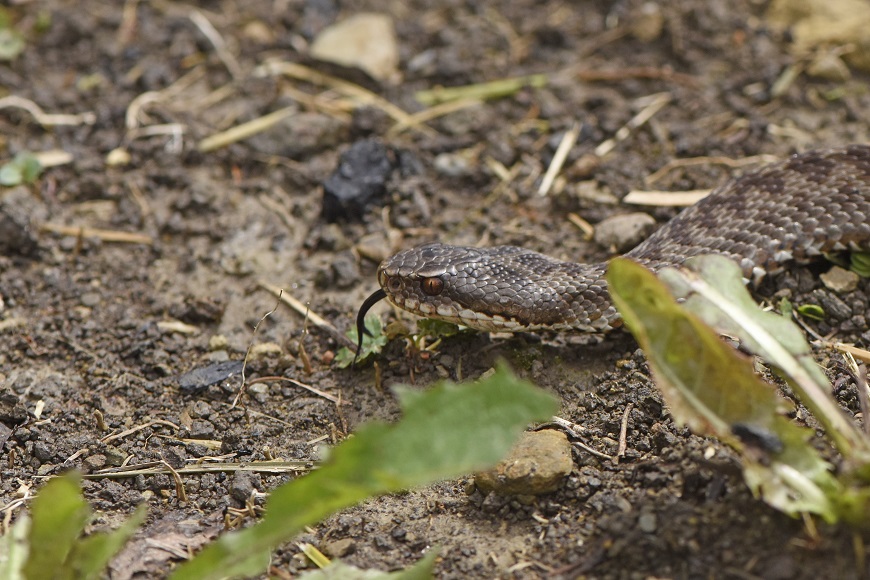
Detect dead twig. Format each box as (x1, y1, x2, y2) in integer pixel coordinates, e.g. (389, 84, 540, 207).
(538, 122, 580, 196)
(257, 280, 356, 349)
(188, 9, 242, 80)
(84, 459, 311, 479)
(644, 154, 779, 186)
(255, 60, 435, 137)
(101, 419, 180, 445)
(198, 106, 297, 152)
(0, 95, 95, 127)
(594, 92, 671, 158)
(244, 376, 346, 406)
(233, 294, 283, 408)
(623, 189, 710, 207)
(40, 223, 153, 245)
(616, 403, 634, 461)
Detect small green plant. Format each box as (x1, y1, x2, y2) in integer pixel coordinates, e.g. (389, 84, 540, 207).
(334, 313, 388, 367)
(608, 256, 870, 525)
(0, 152, 42, 186)
(0, 473, 145, 580)
(1, 365, 555, 579)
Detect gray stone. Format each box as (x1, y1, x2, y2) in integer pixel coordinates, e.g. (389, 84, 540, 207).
(594, 212, 657, 253)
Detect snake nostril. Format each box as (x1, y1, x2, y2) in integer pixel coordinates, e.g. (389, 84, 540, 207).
(421, 277, 444, 296)
(388, 277, 402, 293)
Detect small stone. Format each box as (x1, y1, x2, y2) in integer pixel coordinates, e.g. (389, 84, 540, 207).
(638, 511, 657, 533)
(83, 454, 107, 471)
(0, 186, 47, 256)
(208, 335, 229, 351)
(310, 13, 399, 82)
(475, 430, 573, 495)
(321, 139, 396, 222)
(190, 420, 216, 439)
(33, 441, 53, 462)
(594, 213, 657, 253)
(80, 292, 102, 307)
(630, 2, 664, 42)
(104, 445, 127, 467)
(322, 538, 356, 558)
(820, 265, 859, 293)
(230, 472, 257, 502)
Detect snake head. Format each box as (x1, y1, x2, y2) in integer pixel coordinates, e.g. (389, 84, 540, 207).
(369, 243, 610, 333)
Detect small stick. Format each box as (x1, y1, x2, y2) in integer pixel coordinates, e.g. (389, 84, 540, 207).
(594, 92, 671, 158)
(198, 106, 297, 152)
(188, 10, 242, 79)
(538, 122, 580, 196)
(160, 459, 188, 503)
(0, 95, 96, 126)
(40, 223, 153, 245)
(644, 154, 779, 186)
(616, 403, 633, 460)
(255, 60, 434, 137)
(245, 376, 346, 405)
(832, 342, 870, 364)
(101, 419, 180, 444)
(233, 294, 283, 408)
(567, 212, 594, 240)
(623, 189, 710, 207)
(257, 281, 356, 349)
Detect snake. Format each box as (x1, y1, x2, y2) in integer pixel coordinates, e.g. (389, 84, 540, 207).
(355, 145, 870, 354)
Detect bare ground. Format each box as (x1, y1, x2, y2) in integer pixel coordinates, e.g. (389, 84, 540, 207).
(2, 0, 870, 578)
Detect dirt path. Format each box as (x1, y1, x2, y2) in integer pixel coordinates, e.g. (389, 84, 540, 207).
(2, 1, 870, 578)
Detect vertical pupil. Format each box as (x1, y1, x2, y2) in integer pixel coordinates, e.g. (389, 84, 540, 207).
(422, 277, 443, 296)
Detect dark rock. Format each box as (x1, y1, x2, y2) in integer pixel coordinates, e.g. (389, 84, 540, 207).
(230, 471, 257, 502)
(321, 139, 396, 222)
(176, 360, 243, 394)
(0, 186, 47, 256)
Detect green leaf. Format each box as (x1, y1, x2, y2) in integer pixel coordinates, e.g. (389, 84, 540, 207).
(796, 304, 825, 321)
(0, 163, 22, 186)
(0, 28, 24, 61)
(0, 513, 29, 580)
(334, 314, 388, 368)
(297, 548, 438, 580)
(22, 473, 92, 580)
(607, 258, 843, 522)
(656, 255, 870, 459)
(0, 152, 43, 186)
(850, 252, 870, 277)
(170, 363, 557, 579)
(416, 318, 464, 339)
(65, 504, 147, 580)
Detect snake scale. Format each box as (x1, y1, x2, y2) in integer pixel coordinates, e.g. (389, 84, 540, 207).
(356, 145, 870, 349)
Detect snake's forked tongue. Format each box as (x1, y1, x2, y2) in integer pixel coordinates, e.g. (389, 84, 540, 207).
(354, 288, 387, 364)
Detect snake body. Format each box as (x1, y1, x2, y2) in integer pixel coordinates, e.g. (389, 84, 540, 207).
(357, 145, 870, 341)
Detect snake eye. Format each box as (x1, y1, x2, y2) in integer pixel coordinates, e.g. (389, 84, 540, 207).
(420, 277, 443, 296)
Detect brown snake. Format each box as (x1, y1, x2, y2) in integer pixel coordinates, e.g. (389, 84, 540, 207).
(356, 145, 870, 353)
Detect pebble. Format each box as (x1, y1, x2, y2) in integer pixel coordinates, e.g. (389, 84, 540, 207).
(80, 292, 102, 307)
(322, 538, 356, 558)
(83, 454, 107, 471)
(310, 13, 399, 82)
(0, 186, 47, 256)
(820, 265, 859, 293)
(594, 212, 657, 253)
(475, 430, 573, 495)
(321, 139, 396, 222)
(638, 510, 658, 533)
(230, 471, 257, 502)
